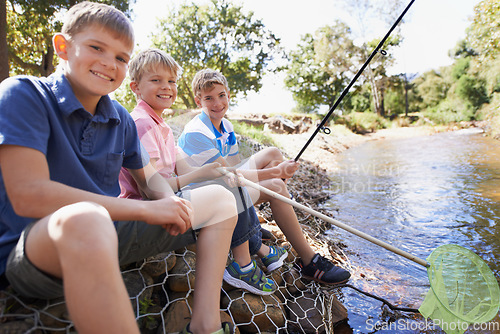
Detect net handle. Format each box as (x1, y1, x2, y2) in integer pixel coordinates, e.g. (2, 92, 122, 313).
(219, 168, 429, 268)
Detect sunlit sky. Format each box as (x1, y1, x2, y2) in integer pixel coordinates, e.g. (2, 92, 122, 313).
(130, 0, 480, 113)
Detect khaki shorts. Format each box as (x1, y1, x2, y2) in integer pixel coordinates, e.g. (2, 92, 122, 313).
(5, 190, 195, 299)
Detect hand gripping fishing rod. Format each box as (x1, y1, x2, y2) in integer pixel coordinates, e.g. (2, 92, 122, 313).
(295, 0, 416, 162)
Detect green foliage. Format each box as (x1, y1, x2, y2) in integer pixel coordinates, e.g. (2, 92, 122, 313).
(346, 88, 371, 113)
(467, 0, 499, 62)
(150, 0, 282, 109)
(455, 75, 489, 109)
(413, 70, 449, 109)
(450, 58, 470, 80)
(423, 99, 475, 124)
(340, 112, 390, 133)
(284, 18, 401, 116)
(113, 76, 136, 112)
(232, 121, 274, 147)
(5, 0, 134, 77)
(284, 22, 359, 113)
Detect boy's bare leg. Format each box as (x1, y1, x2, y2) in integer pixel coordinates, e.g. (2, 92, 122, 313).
(232, 241, 252, 266)
(247, 179, 315, 265)
(187, 185, 237, 334)
(25, 202, 139, 334)
(245, 147, 283, 170)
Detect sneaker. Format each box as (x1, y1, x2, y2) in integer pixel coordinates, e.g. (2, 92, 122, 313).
(180, 322, 234, 334)
(223, 260, 276, 295)
(261, 245, 288, 272)
(297, 253, 350, 285)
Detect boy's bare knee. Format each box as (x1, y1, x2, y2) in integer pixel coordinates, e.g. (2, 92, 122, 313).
(268, 178, 289, 195)
(266, 147, 283, 160)
(49, 202, 117, 249)
(217, 187, 238, 216)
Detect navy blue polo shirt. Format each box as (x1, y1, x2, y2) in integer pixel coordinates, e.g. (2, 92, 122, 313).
(0, 72, 148, 274)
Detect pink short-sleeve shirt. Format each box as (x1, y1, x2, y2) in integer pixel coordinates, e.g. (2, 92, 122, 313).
(119, 100, 178, 199)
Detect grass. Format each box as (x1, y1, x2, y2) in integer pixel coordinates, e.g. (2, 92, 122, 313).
(232, 121, 275, 146)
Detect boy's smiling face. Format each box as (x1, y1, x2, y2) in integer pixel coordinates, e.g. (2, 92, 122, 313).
(130, 65, 178, 116)
(55, 24, 133, 112)
(195, 83, 230, 130)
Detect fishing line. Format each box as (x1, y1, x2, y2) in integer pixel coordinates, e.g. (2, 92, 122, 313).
(294, 0, 416, 162)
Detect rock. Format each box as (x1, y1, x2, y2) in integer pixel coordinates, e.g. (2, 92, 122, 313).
(139, 252, 177, 278)
(286, 291, 327, 333)
(282, 267, 307, 295)
(123, 270, 154, 315)
(160, 299, 191, 333)
(167, 251, 196, 292)
(287, 291, 347, 333)
(221, 290, 285, 332)
(160, 301, 239, 334)
(0, 319, 39, 334)
(265, 116, 297, 134)
(328, 294, 349, 325)
(39, 300, 71, 329)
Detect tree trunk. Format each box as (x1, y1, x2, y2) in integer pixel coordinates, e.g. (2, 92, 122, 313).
(404, 84, 409, 117)
(0, 0, 9, 82)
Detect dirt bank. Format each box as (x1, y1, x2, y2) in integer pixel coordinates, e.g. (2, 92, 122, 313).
(268, 125, 439, 173)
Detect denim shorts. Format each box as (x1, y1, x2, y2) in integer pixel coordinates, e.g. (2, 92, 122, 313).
(5, 190, 196, 300)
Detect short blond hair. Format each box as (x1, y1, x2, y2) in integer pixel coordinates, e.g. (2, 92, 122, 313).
(62, 1, 134, 49)
(128, 48, 182, 83)
(192, 69, 229, 98)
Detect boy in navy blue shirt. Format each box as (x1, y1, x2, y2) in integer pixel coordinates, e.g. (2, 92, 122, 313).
(0, 3, 236, 334)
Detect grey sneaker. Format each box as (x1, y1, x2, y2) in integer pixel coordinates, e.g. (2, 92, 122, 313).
(223, 260, 276, 295)
(261, 245, 288, 272)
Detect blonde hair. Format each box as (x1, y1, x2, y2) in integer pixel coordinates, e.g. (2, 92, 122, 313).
(62, 1, 134, 49)
(129, 48, 183, 83)
(192, 69, 229, 98)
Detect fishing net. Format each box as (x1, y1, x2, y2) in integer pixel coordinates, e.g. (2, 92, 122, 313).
(419, 244, 500, 334)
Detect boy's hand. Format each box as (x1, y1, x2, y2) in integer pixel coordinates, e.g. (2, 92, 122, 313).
(276, 160, 299, 179)
(215, 167, 242, 188)
(145, 196, 193, 235)
(198, 162, 224, 181)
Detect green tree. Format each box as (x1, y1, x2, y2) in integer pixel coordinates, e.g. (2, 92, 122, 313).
(466, 0, 499, 62)
(2, 0, 134, 82)
(284, 22, 359, 113)
(455, 75, 489, 109)
(150, 0, 282, 109)
(284, 21, 401, 115)
(413, 69, 449, 110)
(363, 35, 401, 116)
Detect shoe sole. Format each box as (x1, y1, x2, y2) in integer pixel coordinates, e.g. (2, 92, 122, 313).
(301, 274, 350, 285)
(265, 249, 288, 272)
(223, 269, 275, 296)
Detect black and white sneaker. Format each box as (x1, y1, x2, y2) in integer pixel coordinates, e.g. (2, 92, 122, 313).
(297, 253, 350, 285)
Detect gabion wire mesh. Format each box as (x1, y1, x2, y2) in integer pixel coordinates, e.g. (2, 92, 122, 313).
(0, 121, 351, 334)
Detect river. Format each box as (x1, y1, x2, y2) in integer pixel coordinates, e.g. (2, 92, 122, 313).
(323, 129, 500, 333)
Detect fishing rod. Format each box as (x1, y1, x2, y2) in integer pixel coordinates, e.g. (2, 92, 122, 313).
(218, 167, 428, 267)
(294, 0, 416, 162)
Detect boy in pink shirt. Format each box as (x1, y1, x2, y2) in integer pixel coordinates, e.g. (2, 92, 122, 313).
(119, 50, 239, 334)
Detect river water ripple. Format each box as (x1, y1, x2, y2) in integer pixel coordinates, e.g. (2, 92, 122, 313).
(323, 130, 500, 333)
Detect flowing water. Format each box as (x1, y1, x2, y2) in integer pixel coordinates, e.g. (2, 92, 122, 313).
(322, 129, 500, 333)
